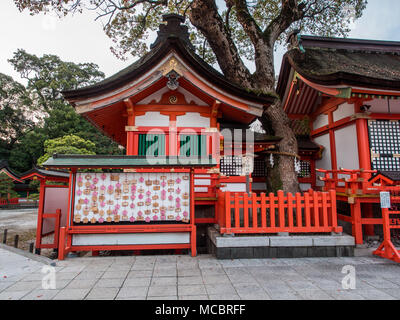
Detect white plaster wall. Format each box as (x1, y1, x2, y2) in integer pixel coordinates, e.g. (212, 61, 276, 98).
(136, 87, 169, 104)
(177, 87, 208, 106)
(220, 183, 247, 192)
(313, 113, 329, 130)
(314, 134, 331, 186)
(72, 232, 190, 246)
(43, 187, 69, 234)
(368, 98, 400, 114)
(136, 86, 208, 106)
(335, 124, 360, 170)
(300, 183, 312, 192)
(252, 182, 267, 191)
(333, 102, 355, 122)
(135, 112, 170, 127)
(176, 112, 210, 127)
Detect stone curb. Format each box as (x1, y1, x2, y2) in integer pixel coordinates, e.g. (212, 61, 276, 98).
(0, 243, 56, 266)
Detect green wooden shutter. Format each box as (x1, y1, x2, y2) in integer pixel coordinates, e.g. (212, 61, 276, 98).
(138, 134, 165, 156)
(180, 135, 206, 156)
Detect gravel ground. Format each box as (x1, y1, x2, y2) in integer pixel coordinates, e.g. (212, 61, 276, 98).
(0, 208, 39, 253)
(0, 208, 38, 231)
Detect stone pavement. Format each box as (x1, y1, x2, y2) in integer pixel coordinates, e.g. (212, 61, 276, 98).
(1, 247, 400, 300)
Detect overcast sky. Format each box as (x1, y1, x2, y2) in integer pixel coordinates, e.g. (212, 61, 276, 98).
(1, 0, 399, 85)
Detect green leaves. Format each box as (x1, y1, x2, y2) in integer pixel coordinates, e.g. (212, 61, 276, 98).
(2, 49, 121, 173)
(37, 134, 96, 165)
(0, 173, 19, 199)
(8, 49, 105, 113)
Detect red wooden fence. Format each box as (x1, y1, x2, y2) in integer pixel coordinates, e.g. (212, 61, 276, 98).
(217, 189, 342, 235)
(0, 198, 19, 206)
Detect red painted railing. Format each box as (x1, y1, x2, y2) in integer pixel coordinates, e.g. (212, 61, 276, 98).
(0, 198, 19, 206)
(317, 168, 400, 195)
(217, 189, 342, 234)
(374, 202, 400, 263)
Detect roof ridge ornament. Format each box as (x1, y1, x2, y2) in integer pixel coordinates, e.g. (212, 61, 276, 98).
(287, 29, 305, 53)
(166, 70, 180, 90)
(150, 14, 195, 51)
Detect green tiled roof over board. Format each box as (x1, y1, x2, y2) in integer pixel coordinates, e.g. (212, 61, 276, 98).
(43, 154, 217, 169)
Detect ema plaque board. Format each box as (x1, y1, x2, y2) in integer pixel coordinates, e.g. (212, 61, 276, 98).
(73, 172, 191, 224)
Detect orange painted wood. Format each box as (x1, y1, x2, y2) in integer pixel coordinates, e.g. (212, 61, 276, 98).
(234, 193, 240, 228)
(373, 207, 400, 263)
(288, 193, 294, 229)
(58, 227, 66, 260)
(322, 192, 329, 226)
(252, 192, 258, 229)
(296, 192, 302, 228)
(278, 190, 285, 228)
(243, 193, 249, 229)
(260, 193, 267, 228)
(304, 192, 311, 228)
(225, 191, 231, 229)
(219, 190, 341, 235)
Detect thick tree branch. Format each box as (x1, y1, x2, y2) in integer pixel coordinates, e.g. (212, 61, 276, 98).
(264, 0, 306, 44)
(189, 0, 253, 88)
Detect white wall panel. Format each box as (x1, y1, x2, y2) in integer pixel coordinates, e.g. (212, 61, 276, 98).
(333, 102, 354, 122)
(369, 98, 400, 114)
(314, 134, 331, 186)
(313, 114, 329, 129)
(176, 112, 210, 127)
(43, 187, 69, 234)
(220, 183, 246, 192)
(135, 112, 169, 127)
(335, 124, 359, 170)
(72, 232, 190, 246)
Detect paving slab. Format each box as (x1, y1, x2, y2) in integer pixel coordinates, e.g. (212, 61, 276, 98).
(148, 285, 177, 297)
(178, 284, 207, 296)
(117, 286, 149, 298)
(94, 278, 125, 288)
(2, 248, 400, 300)
(53, 288, 91, 300)
(85, 287, 119, 300)
(178, 276, 203, 285)
(179, 295, 209, 300)
(21, 289, 60, 300)
(124, 277, 152, 287)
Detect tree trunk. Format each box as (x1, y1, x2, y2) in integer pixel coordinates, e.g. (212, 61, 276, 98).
(261, 100, 300, 194)
(189, 0, 300, 194)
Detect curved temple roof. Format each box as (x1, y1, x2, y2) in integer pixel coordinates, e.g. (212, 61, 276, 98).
(278, 33, 400, 97)
(63, 14, 275, 109)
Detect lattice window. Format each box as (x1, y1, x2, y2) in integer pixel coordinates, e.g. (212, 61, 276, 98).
(368, 120, 400, 171)
(298, 160, 311, 178)
(253, 158, 266, 177)
(220, 156, 242, 176)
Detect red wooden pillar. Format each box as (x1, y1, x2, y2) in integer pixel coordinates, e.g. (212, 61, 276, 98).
(356, 115, 374, 237)
(351, 199, 363, 245)
(125, 99, 135, 155)
(189, 167, 196, 256)
(65, 170, 75, 253)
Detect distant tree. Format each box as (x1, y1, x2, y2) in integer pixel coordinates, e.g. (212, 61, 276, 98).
(4, 50, 122, 173)
(37, 134, 96, 165)
(0, 73, 35, 157)
(8, 49, 105, 114)
(0, 173, 18, 199)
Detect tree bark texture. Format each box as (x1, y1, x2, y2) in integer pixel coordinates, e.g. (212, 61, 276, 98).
(189, 0, 300, 194)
